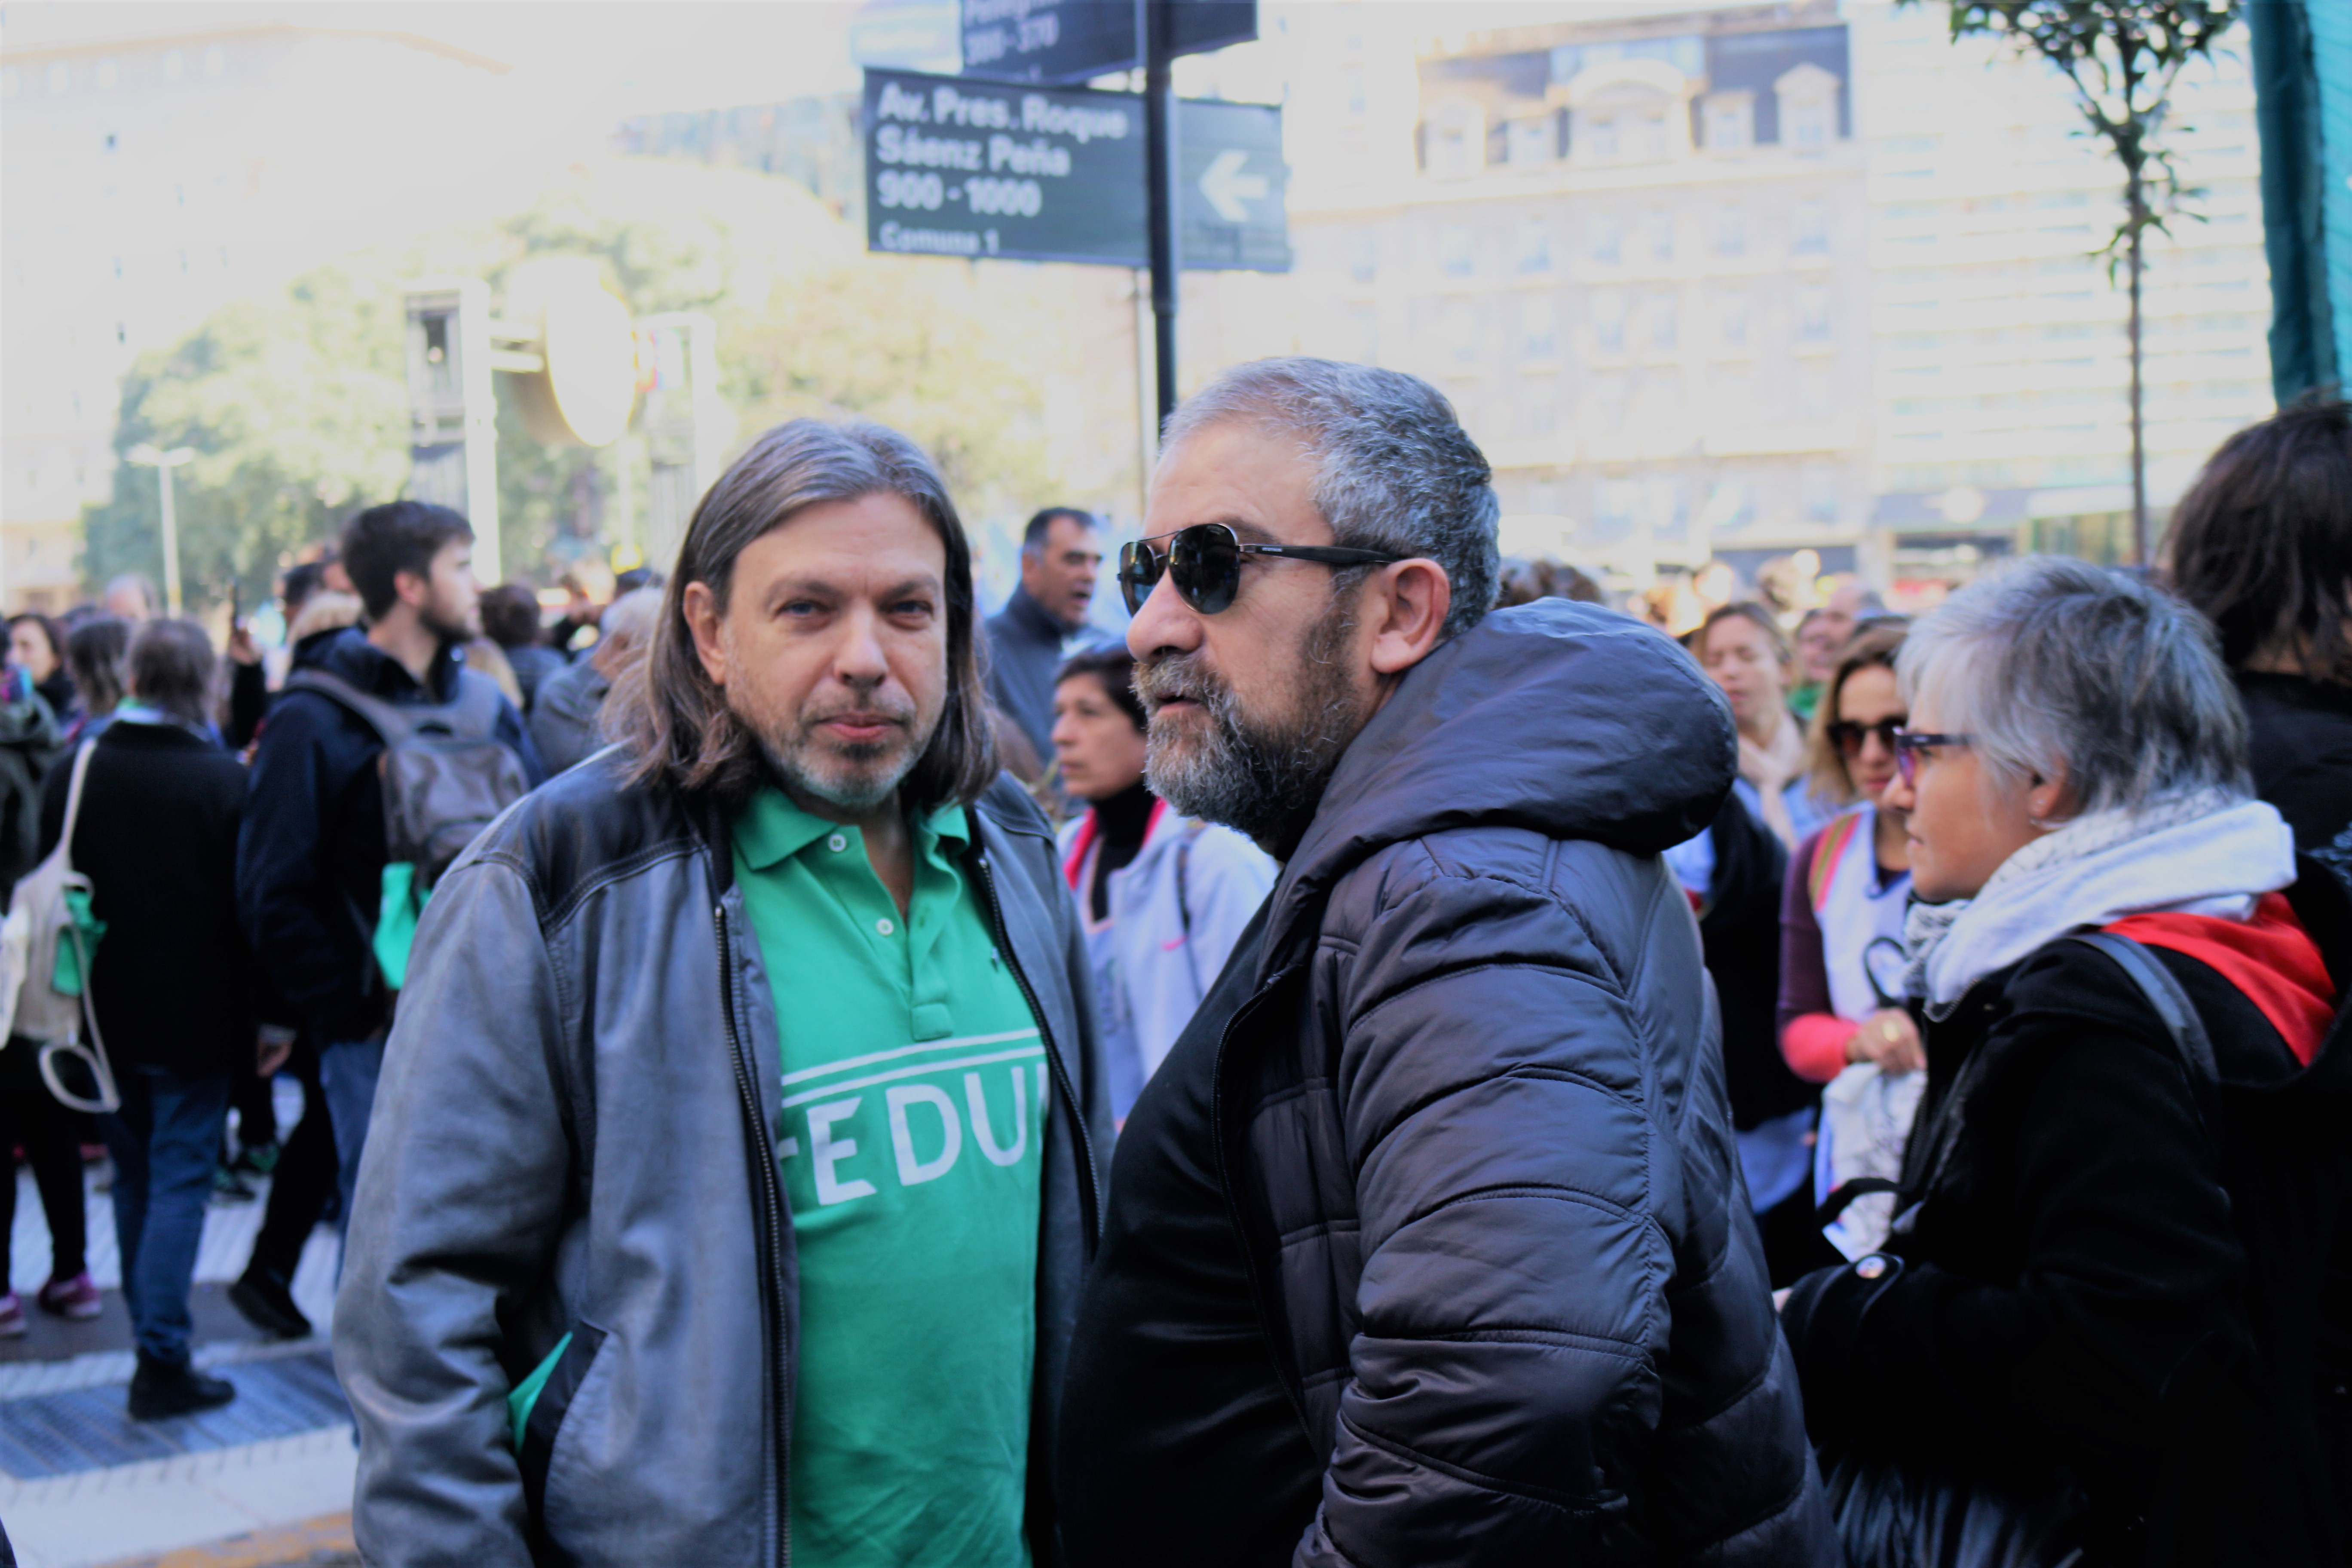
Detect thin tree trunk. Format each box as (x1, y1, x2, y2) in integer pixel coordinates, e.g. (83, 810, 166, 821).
(2127, 176, 2149, 567)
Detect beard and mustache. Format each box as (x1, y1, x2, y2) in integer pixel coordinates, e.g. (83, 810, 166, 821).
(1134, 585, 1367, 854)
(749, 687, 930, 815)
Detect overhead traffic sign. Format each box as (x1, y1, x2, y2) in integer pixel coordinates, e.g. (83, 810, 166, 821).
(863, 68, 1287, 272)
(957, 0, 1257, 85)
(1178, 98, 1289, 271)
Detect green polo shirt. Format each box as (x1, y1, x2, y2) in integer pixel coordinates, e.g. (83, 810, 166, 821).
(733, 786, 1045, 1568)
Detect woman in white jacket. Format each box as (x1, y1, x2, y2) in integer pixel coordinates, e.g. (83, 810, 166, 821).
(1050, 646, 1273, 1122)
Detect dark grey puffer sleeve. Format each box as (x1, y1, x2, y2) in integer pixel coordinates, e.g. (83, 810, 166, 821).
(1292, 833, 1830, 1568)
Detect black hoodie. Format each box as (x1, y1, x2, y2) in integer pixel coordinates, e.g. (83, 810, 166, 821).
(1062, 600, 1830, 1567)
(236, 627, 542, 1043)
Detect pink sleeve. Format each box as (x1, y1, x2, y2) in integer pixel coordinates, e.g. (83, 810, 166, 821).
(1781, 1013, 1857, 1084)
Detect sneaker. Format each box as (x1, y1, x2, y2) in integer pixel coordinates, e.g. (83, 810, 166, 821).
(0, 1293, 24, 1338)
(232, 1141, 282, 1177)
(128, 1355, 236, 1421)
(37, 1272, 101, 1321)
(211, 1166, 257, 1203)
(229, 1267, 312, 1341)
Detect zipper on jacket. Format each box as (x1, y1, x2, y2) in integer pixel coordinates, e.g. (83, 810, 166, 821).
(971, 848, 1102, 1255)
(713, 898, 793, 1568)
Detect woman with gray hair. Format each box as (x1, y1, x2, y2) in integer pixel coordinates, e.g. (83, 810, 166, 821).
(1779, 556, 2349, 1567)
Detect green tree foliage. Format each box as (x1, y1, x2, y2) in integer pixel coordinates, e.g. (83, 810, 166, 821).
(728, 259, 1052, 525)
(80, 267, 409, 612)
(1911, 0, 2242, 561)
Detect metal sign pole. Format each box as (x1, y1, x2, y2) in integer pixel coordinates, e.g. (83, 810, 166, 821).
(1143, 0, 1178, 429)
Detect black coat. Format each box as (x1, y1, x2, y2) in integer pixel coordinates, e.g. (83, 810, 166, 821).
(236, 628, 544, 1044)
(1195, 601, 1830, 1564)
(39, 719, 257, 1076)
(1782, 867, 2352, 1566)
(2239, 671, 2352, 852)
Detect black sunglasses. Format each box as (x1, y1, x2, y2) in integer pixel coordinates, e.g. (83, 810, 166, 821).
(1826, 717, 1907, 757)
(1118, 524, 1404, 616)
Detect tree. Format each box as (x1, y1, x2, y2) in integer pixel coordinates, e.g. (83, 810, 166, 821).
(81, 266, 410, 612)
(1913, 0, 2242, 564)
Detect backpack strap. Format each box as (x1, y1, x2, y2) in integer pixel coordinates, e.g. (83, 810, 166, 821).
(2070, 931, 2221, 1089)
(55, 741, 95, 878)
(285, 668, 418, 747)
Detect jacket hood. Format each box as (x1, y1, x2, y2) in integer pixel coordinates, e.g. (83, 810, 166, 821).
(1267, 599, 1734, 957)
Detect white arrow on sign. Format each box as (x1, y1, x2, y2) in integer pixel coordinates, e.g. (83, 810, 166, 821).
(1198, 149, 1268, 223)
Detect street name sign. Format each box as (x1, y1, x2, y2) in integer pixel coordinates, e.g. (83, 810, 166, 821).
(865, 70, 1148, 266)
(958, 0, 1257, 85)
(864, 69, 1287, 271)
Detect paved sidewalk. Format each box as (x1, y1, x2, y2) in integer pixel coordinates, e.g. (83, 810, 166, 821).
(4, 1077, 354, 1568)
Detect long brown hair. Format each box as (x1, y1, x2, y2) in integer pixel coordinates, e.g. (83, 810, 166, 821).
(606, 419, 998, 808)
(1804, 622, 1908, 804)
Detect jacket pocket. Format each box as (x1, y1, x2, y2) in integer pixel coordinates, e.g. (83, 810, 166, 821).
(518, 1320, 607, 1528)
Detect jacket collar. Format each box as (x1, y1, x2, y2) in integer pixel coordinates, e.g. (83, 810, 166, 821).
(1001, 584, 1075, 643)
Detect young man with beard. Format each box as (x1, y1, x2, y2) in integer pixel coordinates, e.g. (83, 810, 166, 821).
(237, 502, 542, 1328)
(1057, 358, 1829, 1566)
(333, 421, 1108, 1568)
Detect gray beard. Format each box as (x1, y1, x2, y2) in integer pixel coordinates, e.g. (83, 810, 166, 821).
(1138, 591, 1366, 853)
(750, 706, 932, 816)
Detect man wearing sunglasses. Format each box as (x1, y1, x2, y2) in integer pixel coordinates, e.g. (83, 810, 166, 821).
(1059, 358, 1827, 1567)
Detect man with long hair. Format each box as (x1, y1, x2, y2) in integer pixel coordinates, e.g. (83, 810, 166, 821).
(334, 420, 1108, 1568)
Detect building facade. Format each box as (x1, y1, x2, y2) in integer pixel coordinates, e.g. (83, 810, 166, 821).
(0, 22, 509, 611)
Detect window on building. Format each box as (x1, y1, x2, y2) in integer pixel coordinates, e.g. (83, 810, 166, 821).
(1632, 111, 1667, 162)
(178, 250, 190, 274)
(202, 45, 227, 77)
(1704, 93, 1752, 151)
(111, 256, 123, 280)
(1343, 69, 1367, 117)
(1442, 299, 1478, 364)
(1349, 228, 1378, 284)
(47, 61, 71, 94)
(1516, 219, 1552, 275)
(1427, 104, 1478, 178)
(162, 49, 186, 83)
(1793, 201, 1830, 255)
(1346, 305, 1378, 366)
(1646, 210, 1674, 262)
(104, 131, 118, 151)
(1508, 117, 1552, 167)
(1597, 479, 1639, 536)
(115, 322, 127, 345)
(1590, 213, 1623, 266)
(1523, 295, 1558, 358)
(1591, 291, 1626, 352)
(1798, 287, 1833, 342)
(1802, 462, 1840, 524)
(1713, 208, 1746, 258)
(1520, 387, 1558, 438)
(1, 67, 21, 99)
(1787, 96, 1832, 149)
(1582, 113, 1619, 161)
(1717, 290, 1748, 346)
(94, 57, 119, 89)
(1441, 225, 1476, 279)
(1648, 295, 1678, 351)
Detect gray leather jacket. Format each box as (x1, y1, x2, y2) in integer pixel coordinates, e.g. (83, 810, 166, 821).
(334, 758, 1109, 1567)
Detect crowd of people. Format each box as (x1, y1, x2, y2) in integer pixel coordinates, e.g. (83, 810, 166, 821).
(0, 361, 2344, 1567)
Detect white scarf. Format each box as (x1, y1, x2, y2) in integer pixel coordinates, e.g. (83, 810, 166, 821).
(1903, 790, 2297, 1017)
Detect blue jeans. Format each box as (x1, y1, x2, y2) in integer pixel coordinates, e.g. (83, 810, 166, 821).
(319, 1037, 386, 1246)
(101, 1065, 233, 1366)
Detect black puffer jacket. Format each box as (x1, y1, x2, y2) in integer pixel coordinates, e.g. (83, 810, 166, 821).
(1220, 600, 1831, 1565)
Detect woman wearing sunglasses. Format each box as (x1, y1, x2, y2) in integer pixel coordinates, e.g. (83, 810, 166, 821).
(1774, 622, 1922, 1260)
(1779, 557, 2348, 1568)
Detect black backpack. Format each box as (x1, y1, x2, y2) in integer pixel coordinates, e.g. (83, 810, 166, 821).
(287, 667, 531, 888)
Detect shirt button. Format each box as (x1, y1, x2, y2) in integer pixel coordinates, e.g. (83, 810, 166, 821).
(876, 917, 895, 937)
(827, 833, 848, 853)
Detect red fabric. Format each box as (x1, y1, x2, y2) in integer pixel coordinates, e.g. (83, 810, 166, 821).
(2105, 893, 2335, 1066)
(1063, 811, 1098, 890)
(1782, 1012, 1858, 1084)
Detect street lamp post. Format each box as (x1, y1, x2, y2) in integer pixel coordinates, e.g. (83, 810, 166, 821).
(126, 444, 195, 615)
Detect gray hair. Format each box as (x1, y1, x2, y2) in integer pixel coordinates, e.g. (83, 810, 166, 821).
(599, 586, 663, 646)
(1898, 555, 2248, 816)
(1161, 358, 1500, 639)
